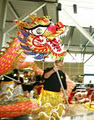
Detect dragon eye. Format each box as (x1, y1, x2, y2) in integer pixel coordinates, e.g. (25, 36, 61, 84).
(36, 28, 42, 34)
(32, 27, 47, 36)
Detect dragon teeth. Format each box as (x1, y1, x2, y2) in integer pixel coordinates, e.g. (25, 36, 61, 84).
(56, 37, 59, 41)
(39, 36, 43, 40)
(39, 36, 46, 40)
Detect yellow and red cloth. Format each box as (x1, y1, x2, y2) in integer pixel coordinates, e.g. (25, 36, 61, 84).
(0, 99, 39, 118)
(37, 89, 65, 120)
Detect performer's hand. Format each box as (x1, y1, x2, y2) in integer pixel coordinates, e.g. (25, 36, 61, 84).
(24, 91, 29, 97)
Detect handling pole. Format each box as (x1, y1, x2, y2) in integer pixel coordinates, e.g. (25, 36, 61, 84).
(3, 75, 21, 83)
(54, 62, 69, 106)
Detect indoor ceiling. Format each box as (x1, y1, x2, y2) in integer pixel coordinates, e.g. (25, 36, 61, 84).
(0, 0, 94, 58)
(59, 0, 94, 55)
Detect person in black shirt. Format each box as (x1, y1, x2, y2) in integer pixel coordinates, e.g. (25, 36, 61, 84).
(43, 67, 67, 92)
(32, 71, 43, 98)
(22, 70, 42, 97)
(0, 72, 15, 103)
(38, 60, 67, 120)
(13, 69, 23, 84)
(43, 60, 67, 92)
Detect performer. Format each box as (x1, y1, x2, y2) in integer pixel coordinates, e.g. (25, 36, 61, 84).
(37, 60, 67, 120)
(22, 70, 42, 98)
(33, 70, 43, 98)
(13, 69, 23, 84)
(0, 73, 15, 103)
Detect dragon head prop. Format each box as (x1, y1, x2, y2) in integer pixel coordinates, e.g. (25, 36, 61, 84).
(15, 14, 68, 60)
(0, 14, 68, 75)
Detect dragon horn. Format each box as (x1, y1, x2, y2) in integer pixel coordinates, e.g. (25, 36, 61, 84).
(4, 47, 9, 50)
(10, 37, 17, 41)
(29, 14, 38, 22)
(13, 20, 19, 24)
(7, 42, 12, 46)
(0, 51, 5, 54)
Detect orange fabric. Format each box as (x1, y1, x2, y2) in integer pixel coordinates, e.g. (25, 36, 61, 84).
(0, 100, 39, 118)
(65, 73, 76, 97)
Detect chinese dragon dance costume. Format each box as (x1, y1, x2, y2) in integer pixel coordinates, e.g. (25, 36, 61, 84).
(0, 14, 75, 119)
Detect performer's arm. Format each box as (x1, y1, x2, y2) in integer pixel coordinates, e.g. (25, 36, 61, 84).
(43, 66, 58, 79)
(43, 68, 55, 79)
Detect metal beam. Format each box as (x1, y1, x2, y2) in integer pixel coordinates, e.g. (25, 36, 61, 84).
(0, 0, 8, 49)
(0, 0, 8, 29)
(42, 5, 48, 16)
(61, 8, 94, 45)
(8, 1, 19, 19)
(67, 50, 94, 54)
(0, 32, 6, 49)
(84, 54, 94, 64)
(67, 52, 77, 62)
(3, 3, 47, 33)
(6, 20, 14, 23)
(82, 33, 94, 52)
(67, 27, 75, 50)
(9, 0, 57, 3)
(65, 44, 94, 48)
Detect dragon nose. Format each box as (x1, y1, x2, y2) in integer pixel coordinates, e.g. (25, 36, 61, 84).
(47, 26, 57, 34)
(55, 22, 64, 29)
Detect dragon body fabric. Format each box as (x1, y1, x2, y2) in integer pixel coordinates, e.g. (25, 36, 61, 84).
(0, 14, 68, 75)
(0, 15, 75, 119)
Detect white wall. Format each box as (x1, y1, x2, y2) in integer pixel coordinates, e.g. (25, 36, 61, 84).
(84, 54, 94, 83)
